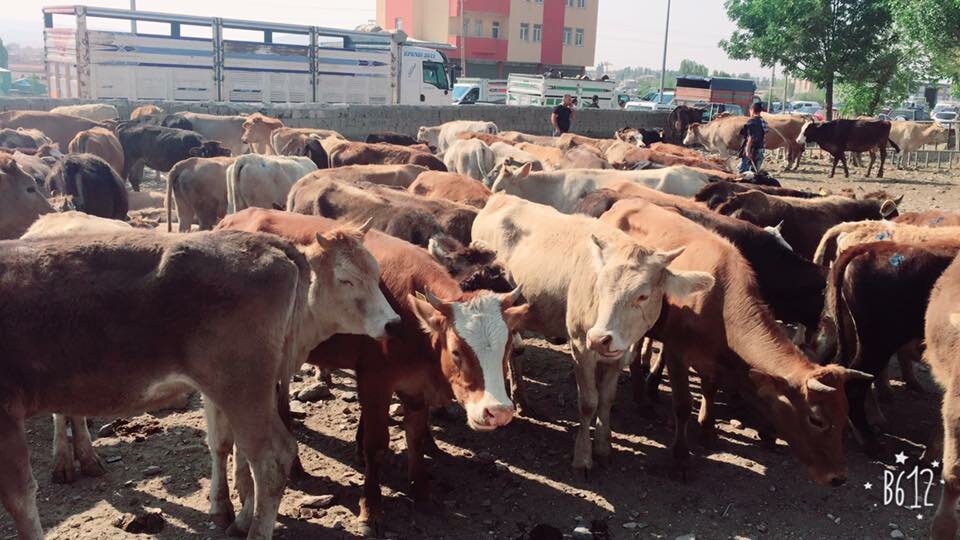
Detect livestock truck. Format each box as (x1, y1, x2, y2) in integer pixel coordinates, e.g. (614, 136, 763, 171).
(506, 74, 618, 109)
(42, 5, 453, 105)
(452, 78, 507, 105)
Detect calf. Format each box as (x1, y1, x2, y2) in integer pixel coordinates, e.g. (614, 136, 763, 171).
(408, 171, 491, 208)
(0, 128, 52, 150)
(116, 124, 231, 191)
(797, 119, 899, 178)
(365, 131, 419, 146)
(615, 126, 662, 146)
(165, 157, 236, 232)
(0, 227, 398, 540)
(0, 155, 54, 239)
(287, 176, 477, 247)
(240, 113, 344, 156)
(44, 154, 129, 220)
(716, 190, 900, 260)
(809, 241, 960, 455)
(473, 194, 714, 476)
(0, 110, 100, 150)
(216, 208, 525, 535)
(68, 127, 124, 179)
(329, 141, 446, 171)
(601, 199, 862, 485)
(226, 154, 317, 213)
(889, 120, 947, 167)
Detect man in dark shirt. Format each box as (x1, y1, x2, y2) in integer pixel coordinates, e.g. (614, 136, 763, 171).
(738, 102, 768, 173)
(551, 94, 575, 136)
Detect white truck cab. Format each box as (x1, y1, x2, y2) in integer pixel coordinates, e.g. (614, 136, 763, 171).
(398, 46, 451, 105)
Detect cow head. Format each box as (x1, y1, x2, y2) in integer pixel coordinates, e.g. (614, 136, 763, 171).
(300, 222, 401, 341)
(428, 235, 515, 293)
(682, 123, 702, 146)
(490, 162, 533, 193)
(749, 365, 872, 486)
(241, 113, 284, 145)
(188, 141, 232, 158)
(409, 288, 529, 431)
(416, 125, 441, 148)
(584, 236, 715, 359)
(796, 121, 819, 145)
(716, 190, 775, 225)
(763, 221, 792, 251)
(0, 156, 54, 239)
(301, 137, 330, 169)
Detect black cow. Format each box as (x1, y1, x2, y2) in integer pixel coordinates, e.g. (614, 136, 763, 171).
(694, 181, 818, 210)
(44, 154, 129, 220)
(798, 119, 900, 178)
(116, 124, 230, 191)
(663, 105, 704, 145)
(365, 131, 420, 147)
(808, 241, 960, 455)
(276, 134, 329, 169)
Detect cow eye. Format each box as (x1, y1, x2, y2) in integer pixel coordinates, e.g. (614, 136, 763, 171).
(633, 294, 649, 306)
(808, 415, 827, 430)
(339, 279, 354, 287)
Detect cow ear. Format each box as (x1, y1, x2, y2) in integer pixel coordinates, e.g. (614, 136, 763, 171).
(518, 162, 532, 178)
(664, 269, 714, 300)
(502, 303, 530, 331)
(408, 293, 444, 335)
(588, 234, 607, 273)
(188, 147, 201, 157)
(427, 236, 450, 261)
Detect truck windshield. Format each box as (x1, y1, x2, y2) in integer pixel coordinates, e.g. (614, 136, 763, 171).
(423, 61, 449, 90)
(452, 85, 471, 101)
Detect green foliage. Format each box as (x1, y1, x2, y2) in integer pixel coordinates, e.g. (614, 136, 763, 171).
(679, 59, 709, 77)
(889, 0, 960, 85)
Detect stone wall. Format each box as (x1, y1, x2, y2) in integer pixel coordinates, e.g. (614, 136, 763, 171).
(0, 98, 669, 140)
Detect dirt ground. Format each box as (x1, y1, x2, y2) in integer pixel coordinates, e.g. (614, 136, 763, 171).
(4, 153, 960, 540)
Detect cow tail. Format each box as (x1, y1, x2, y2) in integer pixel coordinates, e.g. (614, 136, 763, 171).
(812, 228, 842, 266)
(226, 161, 242, 214)
(476, 147, 489, 181)
(165, 163, 180, 232)
(72, 131, 89, 154)
(888, 139, 901, 153)
(817, 253, 860, 365)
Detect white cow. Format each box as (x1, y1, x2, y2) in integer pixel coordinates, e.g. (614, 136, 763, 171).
(490, 163, 710, 213)
(21, 211, 132, 240)
(417, 120, 499, 154)
(226, 154, 318, 213)
(49, 104, 119, 122)
(442, 138, 496, 181)
(889, 120, 948, 167)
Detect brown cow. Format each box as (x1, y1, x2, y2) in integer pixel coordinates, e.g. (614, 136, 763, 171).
(165, 156, 236, 232)
(216, 208, 528, 535)
(607, 142, 727, 172)
(797, 119, 898, 178)
(287, 177, 477, 247)
(0, 128, 52, 150)
(0, 155, 54, 239)
(716, 190, 901, 260)
(0, 111, 101, 150)
(694, 181, 819, 209)
(328, 141, 446, 171)
(292, 164, 427, 189)
(515, 142, 564, 169)
(895, 210, 960, 228)
(68, 127, 124, 176)
(557, 143, 611, 169)
(601, 199, 866, 485)
(408, 170, 491, 208)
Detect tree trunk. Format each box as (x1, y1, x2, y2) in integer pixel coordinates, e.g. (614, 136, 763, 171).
(825, 76, 834, 121)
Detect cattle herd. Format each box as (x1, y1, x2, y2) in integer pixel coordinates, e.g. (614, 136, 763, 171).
(1, 102, 960, 539)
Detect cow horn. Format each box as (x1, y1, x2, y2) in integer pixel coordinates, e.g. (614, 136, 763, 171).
(504, 285, 524, 305)
(775, 220, 784, 232)
(356, 217, 373, 234)
(843, 368, 874, 381)
(894, 194, 904, 205)
(806, 378, 836, 393)
(424, 290, 446, 309)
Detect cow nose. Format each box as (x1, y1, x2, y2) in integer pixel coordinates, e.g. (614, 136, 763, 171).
(830, 476, 847, 488)
(586, 330, 614, 352)
(483, 404, 515, 428)
(384, 317, 403, 338)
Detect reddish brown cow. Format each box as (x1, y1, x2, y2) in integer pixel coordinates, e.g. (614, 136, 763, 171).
(0, 111, 101, 150)
(609, 144, 727, 172)
(216, 208, 528, 535)
(695, 181, 819, 209)
(68, 127, 124, 177)
(329, 141, 446, 171)
(408, 171, 491, 208)
(456, 131, 517, 146)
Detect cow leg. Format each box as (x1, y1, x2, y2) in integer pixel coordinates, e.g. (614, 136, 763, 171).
(400, 395, 432, 509)
(629, 337, 653, 407)
(829, 155, 840, 178)
(204, 400, 236, 529)
(509, 349, 534, 418)
(129, 159, 145, 192)
(846, 377, 881, 456)
(71, 416, 106, 478)
(697, 377, 719, 448)
(865, 150, 877, 178)
(898, 341, 926, 393)
(646, 346, 666, 404)
(933, 380, 960, 540)
(51, 413, 77, 484)
(878, 145, 887, 178)
(665, 350, 692, 480)
(594, 355, 629, 465)
(571, 345, 599, 479)
(840, 153, 851, 178)
(358, 377, 392, 537)
(0, 411, 43, 540)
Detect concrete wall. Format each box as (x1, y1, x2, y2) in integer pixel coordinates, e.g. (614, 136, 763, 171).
(0, 97, 668, 140)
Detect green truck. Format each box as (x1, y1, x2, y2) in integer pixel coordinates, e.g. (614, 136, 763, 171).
(506, 73, 618, 109)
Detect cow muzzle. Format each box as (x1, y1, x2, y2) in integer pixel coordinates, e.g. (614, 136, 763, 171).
(585, 330, 625, 359)
(471, 403, 515, 431)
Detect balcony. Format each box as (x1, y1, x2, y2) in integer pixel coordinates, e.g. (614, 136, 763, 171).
(449, 0, 511, 16)
(448, 36, 508, 61)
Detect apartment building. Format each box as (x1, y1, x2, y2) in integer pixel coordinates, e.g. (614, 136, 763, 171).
(376, 0, 598, 77)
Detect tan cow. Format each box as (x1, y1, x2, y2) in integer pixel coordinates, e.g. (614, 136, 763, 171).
(165, 156, 237, 232)
(130, 104, 164, 123)
(684, 114, 806, 170)
(499, 130, 557, 146)
(408, 171, 491, 208)
(814, 220, 960, 267)
(472, 193, 714, 474)
(68, 127, 124, 177)
(417, 120, 499, 154)
(291, 164, 427, 189)
(890, 120, 948, 167)
(0, 155, 54, 239)
(50, 103, 119, 122)
(240, 113, 345, 155)
(515, 142, 564, 169)
(226, 154, 318, 213)
(0, 111, 101, 150)
(443, 138, 496, 180)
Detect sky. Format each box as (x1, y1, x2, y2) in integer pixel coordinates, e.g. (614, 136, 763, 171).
(3, 0, 767, 75)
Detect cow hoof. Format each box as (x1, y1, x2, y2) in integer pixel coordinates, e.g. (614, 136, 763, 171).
(667, 458, 691, 482)
(211, 511, 236, 530)
(225, 522, 247, 538)
(572, 465, 592, 483)
(51, 465, 77, 485)
(359, 519, 383, 539)
(79, 454, 108, 477)
(593, 453, 611, 468)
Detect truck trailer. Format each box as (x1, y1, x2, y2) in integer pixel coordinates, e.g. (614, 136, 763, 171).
(506, 74, 618, 109)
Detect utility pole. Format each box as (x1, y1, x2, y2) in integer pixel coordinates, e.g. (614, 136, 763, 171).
(459, 0, 467, 77)
(782, 73, 789, 111)
(130, 0, 137, 34)
(657, 0, 671, 104)
(769, 64, 775, 110)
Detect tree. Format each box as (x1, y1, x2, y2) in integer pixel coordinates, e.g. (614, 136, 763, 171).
(721, 0, 892, 120)
(712, 69, 733, 77)
(679, 59, 709, 77)
(889, 0, 960, 89)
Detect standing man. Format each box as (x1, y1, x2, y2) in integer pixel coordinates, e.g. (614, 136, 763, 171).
(551, 94, 575, 136)
(738, 102, 768, 173)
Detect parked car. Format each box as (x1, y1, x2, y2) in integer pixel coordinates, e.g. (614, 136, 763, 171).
(932, 107, 958, 127)
(694, 102, 744, 122)
(791, 101, 822, 116)
(626, 89, 675, 111)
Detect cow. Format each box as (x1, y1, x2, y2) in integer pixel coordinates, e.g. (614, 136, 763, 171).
(554, 133, 621, 154)
(5, 150, 56, 192)
(443, 138, 495, 180)
(0, 111, 101, 150)
(923, 255, 960, 540)
(0, 128, 52, 150)
(683, 114, 807, 170)
(895, 210, 960, 228)
(715, 190, 901, 260)
(615, 126, 663, 146)
(456, 131, 517, 147)
(21, 211, 131, 241)
(889, 120, 947, 167)
(49, 103, 119, 122)
(287, 177, 477, 248)
(291, 164, 427, 190)
(557, 143, 612, 170)
(600, 198, 863, 485)
(240, 113, 344, 156)
(808, 241, 960, 455)
(165, 156, 236, 233)
(489, 141, 543, 169)
(364, 131, 420, 146)
(226, 154, 318, 213)
(417, 120, 499, 154)
(129, 104, 164, 123)
(815, 221, 960, 267)
(473, 193, 714, 475)
(796, 119, 899, 178)
(515, 142, 564, 169)
(663, 105, 705, 145)
(329, 141, 445, 171)
(0, 226, 399, 540)
(425, 234, 515, 294)
(490, 163, 710, 213)
(499, 130, 557, 146)
(68, 127, 124, 178)
(408, 171, 492, 208)
(606, 141, 728, 172)
(216, 208, 526, 535)
(160, 112, 248, 157)
(44, 154, 129, 220)
(0, 155, 54, 239)
(116, 124, 231, 191)
(694, 181, 818, 209)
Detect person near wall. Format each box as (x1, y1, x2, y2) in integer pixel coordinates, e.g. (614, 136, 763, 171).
(738, 102, 768, 173)
(551, 94, 575, 136)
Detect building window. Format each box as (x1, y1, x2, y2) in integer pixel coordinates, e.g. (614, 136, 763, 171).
(463, 18, 469, 35)
(520, 23, 530, 41)
(578, 0, 586, 7)
(535, 0, 543, 4)
(492, 21, 500, 39)
(566, 0, 574, 6)
(533, 24, 542, 42)
(394, 17, 403, 30)
(563, 27, 572, 45)
(575, 28, 585, 46)
(475, 20, 483, 37)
